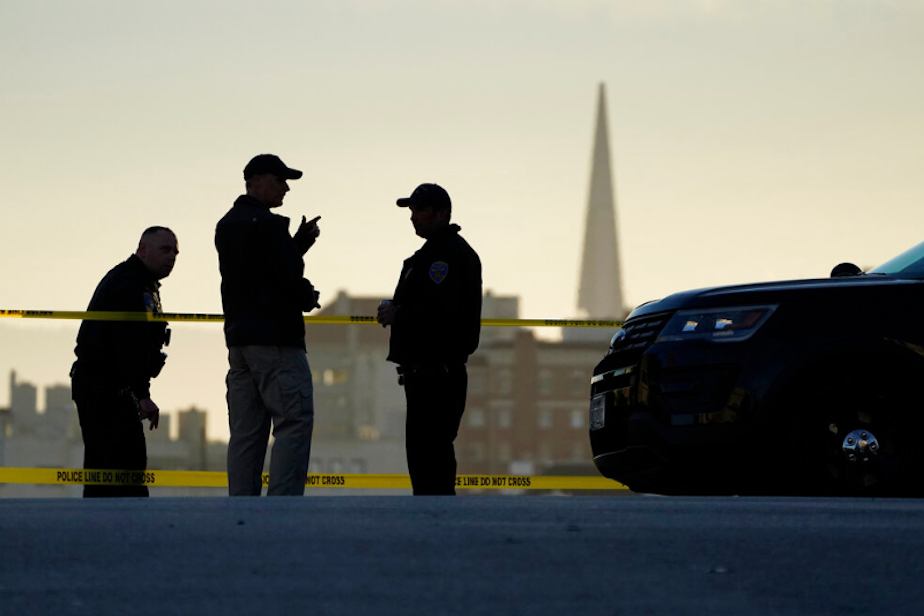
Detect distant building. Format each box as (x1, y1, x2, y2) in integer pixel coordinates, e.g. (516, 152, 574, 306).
(566, 81, 628, 342)
(457, 330, 605, 478)
(8, 370, 38, 435)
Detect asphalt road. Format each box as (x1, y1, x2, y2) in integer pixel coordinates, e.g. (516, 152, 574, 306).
(2, 495, 923, 615)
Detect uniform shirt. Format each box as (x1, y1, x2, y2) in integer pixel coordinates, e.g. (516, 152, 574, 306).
(388, 224, 482, 366)
(215, 195, 317, 349)
(73, 254, 169, 399)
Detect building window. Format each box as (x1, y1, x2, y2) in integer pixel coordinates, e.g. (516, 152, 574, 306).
(469, 442, 487, 461)
(468, 408, 485, 427)
(498, 409, 512, 428)
(498, 441, 512, 462)
(538, 441, 552, 464)
(469, 370, 486, 394)
(570, 409, 584, 429)
(571, 370, 587, 395)
(538, 370, 553, 396)
(495, 370, 512, 396)
(323, 369, 349, 386)
(349, 458, 367, 474)
(539, 409, 552, 429)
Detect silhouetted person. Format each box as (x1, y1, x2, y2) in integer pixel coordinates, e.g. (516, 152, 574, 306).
(377, 183, 482, 495)
(71, 226, 178, 497)
(216, 154, 321, 496)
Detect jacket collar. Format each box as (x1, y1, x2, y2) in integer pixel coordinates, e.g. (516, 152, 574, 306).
(426, 224, 461, 241)
(234, 194, 270, 209)
(127, 254, 161, 289)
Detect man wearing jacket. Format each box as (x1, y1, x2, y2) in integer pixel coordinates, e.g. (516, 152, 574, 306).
(71, 226, 178, 497)
(215, 154, 321, 496)
(377, 183, 482, 495)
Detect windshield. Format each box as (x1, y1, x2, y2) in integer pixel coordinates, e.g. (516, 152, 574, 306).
(868, 241, 924, 278)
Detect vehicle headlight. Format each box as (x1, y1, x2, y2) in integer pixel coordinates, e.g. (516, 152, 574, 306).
(655, 305, 777, 343)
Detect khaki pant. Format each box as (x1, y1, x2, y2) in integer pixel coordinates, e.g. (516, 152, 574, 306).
(226, 346, 314, 496)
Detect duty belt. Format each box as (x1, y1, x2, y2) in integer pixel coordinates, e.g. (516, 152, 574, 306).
(396, 363, 463, 385)
(70, 363, 140, 406)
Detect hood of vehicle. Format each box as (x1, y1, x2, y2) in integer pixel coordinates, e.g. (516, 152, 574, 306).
(629, 275, 921, 318)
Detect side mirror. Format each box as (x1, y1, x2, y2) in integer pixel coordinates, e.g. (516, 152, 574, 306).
(830, 262, 863, 277)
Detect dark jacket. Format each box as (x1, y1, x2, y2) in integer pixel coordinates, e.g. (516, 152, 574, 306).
(72, 254, 169, 399)
(388, 224, 482, 366)
(215, 195, 317, 349)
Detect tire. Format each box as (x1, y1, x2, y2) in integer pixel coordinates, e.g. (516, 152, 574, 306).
(791, 378, 923, 497)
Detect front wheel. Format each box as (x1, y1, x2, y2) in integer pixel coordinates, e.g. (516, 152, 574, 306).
(792, 382, 923, 497)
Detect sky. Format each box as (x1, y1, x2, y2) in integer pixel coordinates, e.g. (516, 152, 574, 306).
(2, 0, 923, 441)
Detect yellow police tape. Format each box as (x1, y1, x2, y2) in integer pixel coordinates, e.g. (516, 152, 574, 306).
(0, 467, 627, 491)
(0, 309, 622, 328)
(0, 311, 622, 492)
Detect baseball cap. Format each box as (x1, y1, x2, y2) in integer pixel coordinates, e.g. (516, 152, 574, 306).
(243, 154, 303, 181)
(396, 183, 451, 211)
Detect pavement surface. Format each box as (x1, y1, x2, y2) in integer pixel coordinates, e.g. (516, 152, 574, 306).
(2, 495, 923, 615)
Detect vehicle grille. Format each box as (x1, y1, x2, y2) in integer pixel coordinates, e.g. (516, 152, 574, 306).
(606, 310, 672, 366)
(589, 310, 673, 457)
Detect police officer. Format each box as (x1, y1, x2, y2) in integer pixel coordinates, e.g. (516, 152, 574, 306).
(377, 183, 482, 495)
(71, 226, 178, 497)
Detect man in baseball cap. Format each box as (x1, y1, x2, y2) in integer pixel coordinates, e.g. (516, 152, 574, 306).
(378, 182, 483, 495)
(216, 153, 321, 496)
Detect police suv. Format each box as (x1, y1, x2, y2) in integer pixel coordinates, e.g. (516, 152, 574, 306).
(589, 241, 924, 497)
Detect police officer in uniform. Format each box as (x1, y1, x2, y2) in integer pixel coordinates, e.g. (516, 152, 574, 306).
(71, 226, 178, 497)
(377, 183, 482, 495)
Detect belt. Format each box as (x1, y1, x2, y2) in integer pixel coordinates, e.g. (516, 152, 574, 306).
(396, 362, 465, 385)
(71, 363, 137, 402)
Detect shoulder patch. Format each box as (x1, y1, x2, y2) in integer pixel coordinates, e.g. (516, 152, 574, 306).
(429, 261, 449, 284)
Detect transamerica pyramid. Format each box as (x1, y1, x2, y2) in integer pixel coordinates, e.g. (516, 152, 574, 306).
(576, 82, 625, 321)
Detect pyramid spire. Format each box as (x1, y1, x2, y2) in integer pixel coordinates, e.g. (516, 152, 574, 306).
(576, 83, 625, 320)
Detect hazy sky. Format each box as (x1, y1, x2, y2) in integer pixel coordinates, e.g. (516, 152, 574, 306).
(2, 0, 923, 441)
